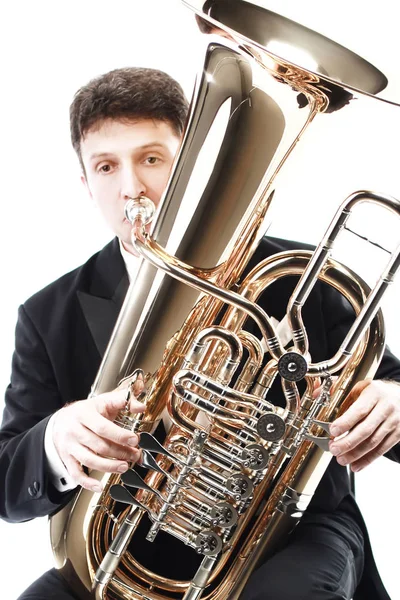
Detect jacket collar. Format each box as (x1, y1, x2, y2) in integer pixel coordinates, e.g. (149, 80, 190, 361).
(87, 237, 128, 299)
(77, 238, 129, 357)
(76, 235, 303, 359)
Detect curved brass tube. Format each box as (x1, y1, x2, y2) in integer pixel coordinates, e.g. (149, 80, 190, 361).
(50, 4, 400, 600)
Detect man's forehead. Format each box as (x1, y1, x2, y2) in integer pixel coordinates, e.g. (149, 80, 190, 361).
(80, 118, 178, 159)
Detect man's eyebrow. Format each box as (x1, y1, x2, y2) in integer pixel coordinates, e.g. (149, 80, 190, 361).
(89, 143, 167, 161)
(137, 142, 167, 151)
(89, 152, 113, 161)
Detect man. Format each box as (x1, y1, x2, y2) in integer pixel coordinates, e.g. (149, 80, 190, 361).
(0, 66, 399, 600)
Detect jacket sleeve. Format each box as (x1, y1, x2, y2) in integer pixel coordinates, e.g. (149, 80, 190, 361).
(321, 282, 400, 463)
(0, 305, 76, 523)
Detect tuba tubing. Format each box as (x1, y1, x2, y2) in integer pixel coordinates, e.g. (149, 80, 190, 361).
(50, 2, 400, 599)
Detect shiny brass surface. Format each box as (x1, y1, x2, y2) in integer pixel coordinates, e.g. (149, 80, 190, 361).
(50, 2, 400, 600)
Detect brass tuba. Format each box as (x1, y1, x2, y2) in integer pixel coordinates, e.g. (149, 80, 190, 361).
(50, 1, 400, 599)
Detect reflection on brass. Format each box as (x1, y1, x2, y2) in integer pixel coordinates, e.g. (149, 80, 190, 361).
(50, 2, 400, 600)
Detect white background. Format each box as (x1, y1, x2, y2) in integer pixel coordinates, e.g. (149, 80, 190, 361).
(0, 1, 399, 599)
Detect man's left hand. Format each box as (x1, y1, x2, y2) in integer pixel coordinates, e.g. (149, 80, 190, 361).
(329, 379, 400, 472)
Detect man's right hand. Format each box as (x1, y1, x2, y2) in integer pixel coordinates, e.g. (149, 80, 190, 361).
(52, 388, 145, 492)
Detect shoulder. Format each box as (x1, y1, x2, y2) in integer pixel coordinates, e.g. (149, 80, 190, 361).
(261, 235, 315, 255)
(246, 235, 315, 275)
(22, 238, 120, 319)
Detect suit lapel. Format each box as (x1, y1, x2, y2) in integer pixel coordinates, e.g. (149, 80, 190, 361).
(76, 235, 313, 362)
(77, 238, 129, 358)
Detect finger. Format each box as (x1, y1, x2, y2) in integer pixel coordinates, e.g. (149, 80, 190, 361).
(330, 401, 390, 458)
(332, 414, 393, 465)
(72, 444, 131, 474)
(129, 397, 146, 414)
(62, 455, 103, 492)
(311, 377, 322, 399)
(98, 387, 146, 419)
(131, 447, 142, 465)
(350, 431, 400, 472)
(83, 411, 140, 447)
(134, 448, 143, 466)
(132, 374, 144, 397)
(330, 380, 375, 437)
(312, 375, 338, 399)
(95, 389, 132, 420)
(75, 426, 140, 462)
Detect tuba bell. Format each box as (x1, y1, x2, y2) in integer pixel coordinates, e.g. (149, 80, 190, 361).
(50, 1, 400, 599)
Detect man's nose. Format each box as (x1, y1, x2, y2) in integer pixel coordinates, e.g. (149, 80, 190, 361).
(121, 167, 147, 200)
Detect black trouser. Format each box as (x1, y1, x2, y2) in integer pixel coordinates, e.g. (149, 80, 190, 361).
(17, 510, 364, 600)
(240, 510, 364, 600)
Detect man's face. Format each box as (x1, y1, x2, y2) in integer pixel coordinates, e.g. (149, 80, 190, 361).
(81, 118, 181, 254)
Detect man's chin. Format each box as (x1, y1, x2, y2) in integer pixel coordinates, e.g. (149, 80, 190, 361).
(119, 217, 153, 256)
(121, 220, 135, 242)
(118, 222, 138, 256)
(120, 238, 140, 257)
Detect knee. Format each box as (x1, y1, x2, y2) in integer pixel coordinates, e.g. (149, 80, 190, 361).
(239, 567, 299, 600)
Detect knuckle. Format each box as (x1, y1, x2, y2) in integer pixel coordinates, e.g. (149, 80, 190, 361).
(119, 446, 133, 460)
(95, 422, 108, 437)
(374, 446, 384, 458)
(132, 448, 142, 464)
(383, 402, 395, 419)
(95, 396, 109, 416)
(74, 427, 89, 444)
(345, 453, 355, 464)
(357, 402, 372, 418)
(340, 438, 353, 453)
(331, 420, 346, 437)
(366, 449, 381, 464)
(363, 424, 376, 439)
(368, 433, 381, 448)
(117, 448, 129, 461)
(92, 438, 110, 456)
(116, 430, 131, 445)
(127, 447, 140, 462)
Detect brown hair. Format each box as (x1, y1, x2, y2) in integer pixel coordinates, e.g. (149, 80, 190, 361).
(70, 67, 189, 168)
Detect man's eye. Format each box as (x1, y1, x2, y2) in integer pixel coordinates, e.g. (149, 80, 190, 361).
(145, 156, 160, 165)
(99, 164, 112, 173)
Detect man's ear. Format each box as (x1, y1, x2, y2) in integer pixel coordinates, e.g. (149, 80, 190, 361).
(81, 174, 93, 199)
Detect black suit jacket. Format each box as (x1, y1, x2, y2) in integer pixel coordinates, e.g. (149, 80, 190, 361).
(1, 236, 399, 597)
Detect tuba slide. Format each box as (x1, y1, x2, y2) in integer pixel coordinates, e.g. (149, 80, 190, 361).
(50, 1, 400, 599)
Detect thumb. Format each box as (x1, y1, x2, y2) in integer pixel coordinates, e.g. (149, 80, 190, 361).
(343, 378, 372, 404)
(312, 375, 338, 399)
(131, 375, 145, 397)
(311, 377, 322, 399)
(130, 373, 146, 413)
(95, 388, 130, 420)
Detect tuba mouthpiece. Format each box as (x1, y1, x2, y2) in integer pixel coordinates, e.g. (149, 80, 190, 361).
(124, 196, 155, 226)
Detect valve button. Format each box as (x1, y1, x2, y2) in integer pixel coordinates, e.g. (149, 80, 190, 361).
(257, 413, 286, 442)
(278, 352, 307, 382)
